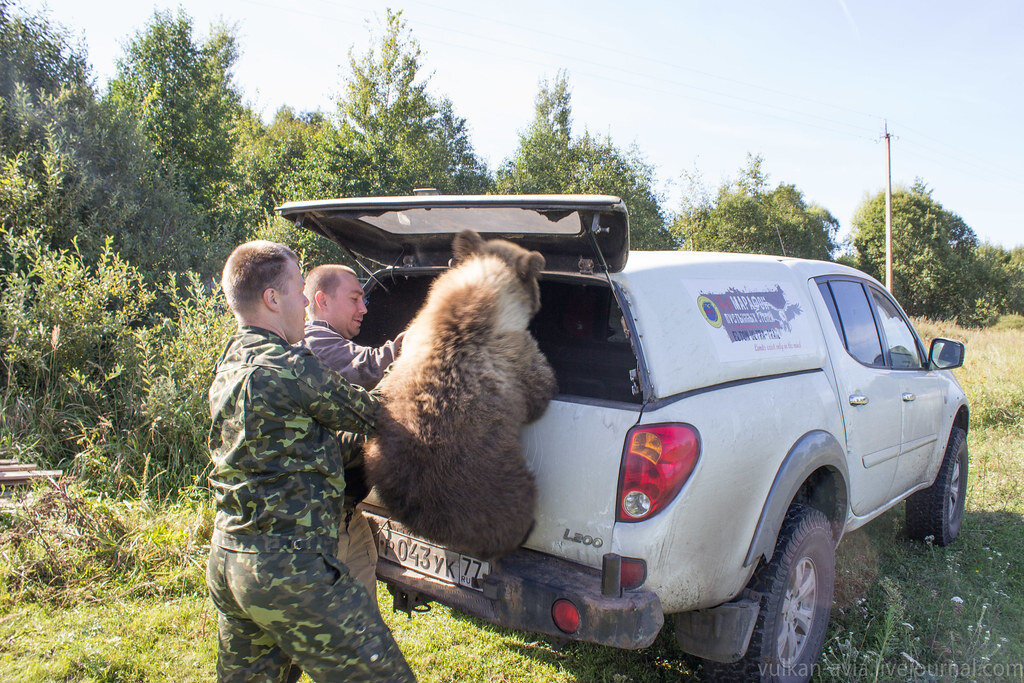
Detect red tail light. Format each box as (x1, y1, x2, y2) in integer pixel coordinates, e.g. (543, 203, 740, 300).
(551, 599, 580, 634)
(617, 423, 700, 522)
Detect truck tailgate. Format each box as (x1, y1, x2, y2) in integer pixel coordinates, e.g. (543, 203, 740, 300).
(521, 399, 640, 567)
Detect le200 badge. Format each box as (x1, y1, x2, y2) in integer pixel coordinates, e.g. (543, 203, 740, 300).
(563, 528, 604, 548)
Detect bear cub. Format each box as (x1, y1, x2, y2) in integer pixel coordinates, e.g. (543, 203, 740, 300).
(364, 229, 557, 560)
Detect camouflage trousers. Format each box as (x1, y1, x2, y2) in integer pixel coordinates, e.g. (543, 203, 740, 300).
(206, 535, 414, 682)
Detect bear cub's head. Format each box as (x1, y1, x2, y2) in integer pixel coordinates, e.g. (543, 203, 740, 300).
(451, 230, 546, 315)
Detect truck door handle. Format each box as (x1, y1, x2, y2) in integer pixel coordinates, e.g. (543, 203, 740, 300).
(849, 394, 869, 406)
(902, 392, 916, 402)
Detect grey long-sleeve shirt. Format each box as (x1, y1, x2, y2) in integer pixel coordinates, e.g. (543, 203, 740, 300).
(301, 320, 403, 389)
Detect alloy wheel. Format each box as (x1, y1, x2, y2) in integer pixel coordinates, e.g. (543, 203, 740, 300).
(777, 557, 817, 666)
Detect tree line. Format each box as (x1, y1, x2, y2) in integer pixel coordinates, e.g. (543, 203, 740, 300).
(3, 1, 1023, 495)
(2, 2, 1022, 326)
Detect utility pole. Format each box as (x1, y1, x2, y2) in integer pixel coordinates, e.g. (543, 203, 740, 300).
(884, 121, 893, 292)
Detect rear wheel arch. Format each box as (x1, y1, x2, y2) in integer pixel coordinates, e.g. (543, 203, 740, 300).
(744, 431, 849, 569)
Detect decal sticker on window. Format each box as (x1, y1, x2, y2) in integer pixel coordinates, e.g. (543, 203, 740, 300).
(688, 280, 813, 361)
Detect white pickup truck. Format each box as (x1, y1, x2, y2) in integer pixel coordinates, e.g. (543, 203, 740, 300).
(279, 194, 969, 680)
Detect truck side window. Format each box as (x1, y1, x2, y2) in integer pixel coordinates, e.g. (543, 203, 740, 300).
(827, 280, 885, 367)
(870, 288, 923, 369)
(817, 282, 844, 344)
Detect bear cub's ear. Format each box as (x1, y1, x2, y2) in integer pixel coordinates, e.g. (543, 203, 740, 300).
(451, 230, 485, 264)
(516, 251, 545, 281)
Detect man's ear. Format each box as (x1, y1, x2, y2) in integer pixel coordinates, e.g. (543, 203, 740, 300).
(516, 251, 545, 281)
(451, 230, 484, 264)
(313, 289, 328, 311)
(262, 287, 280, 312)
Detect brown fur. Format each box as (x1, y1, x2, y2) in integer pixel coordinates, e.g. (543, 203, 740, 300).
(364, 230, 557, 560)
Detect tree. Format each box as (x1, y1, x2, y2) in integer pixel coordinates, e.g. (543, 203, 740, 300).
(1, 2, 204, 273)
(671, 154, 839, 260)
(260, 11, 493, 265)
(230, 107, 327, 227)
(106, 9, 244, 225)
(251, 119, 371, 268)
(850, 180, 978, 322)
(1, 0, 87, 127)
(337, 10, 490, 195)
(496, 74, 575, 194)
(497, 73, 676, 250)
(964, 242, 1024, 324)
(1009, 247, 1024, 315)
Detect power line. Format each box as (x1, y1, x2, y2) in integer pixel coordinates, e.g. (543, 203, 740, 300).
(411, 0, 883, 124)
(360, 2, 1024, 188)
(401, 9, 883, 137)
(245, 0, 881, 142)
(894, 133, 1024, 188)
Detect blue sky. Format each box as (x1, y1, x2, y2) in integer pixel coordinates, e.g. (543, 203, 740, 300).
(22, 0, 1024, 249)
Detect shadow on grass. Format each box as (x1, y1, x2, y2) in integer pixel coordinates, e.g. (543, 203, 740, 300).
(390, 501, 1022, 680)
(440, 607, 703, 682)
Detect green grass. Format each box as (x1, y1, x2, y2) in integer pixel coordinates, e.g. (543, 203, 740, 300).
(0, 321, 1021, 681)
(0, 597, 216, 681)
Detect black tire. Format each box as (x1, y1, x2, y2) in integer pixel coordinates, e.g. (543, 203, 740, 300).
(706, 505, 834, 682)
(905, 426, 968, 546)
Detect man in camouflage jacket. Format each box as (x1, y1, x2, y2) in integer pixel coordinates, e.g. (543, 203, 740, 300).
(206, 241, 414, 682)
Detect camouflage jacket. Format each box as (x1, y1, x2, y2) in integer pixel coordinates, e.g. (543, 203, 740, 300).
(301, 320, 404, 389)
(208, 325, 379, 546)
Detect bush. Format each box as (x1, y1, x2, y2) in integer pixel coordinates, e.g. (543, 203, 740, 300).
(1, 84, 210, 274)
(993, 313, 1024, 331)
(0, 228, 234, 495)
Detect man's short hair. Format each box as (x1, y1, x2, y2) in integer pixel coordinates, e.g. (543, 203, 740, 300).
(222, 240, 299, 314)
(304, 264, 359, 305)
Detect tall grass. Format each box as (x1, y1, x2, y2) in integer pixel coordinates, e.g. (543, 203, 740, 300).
(915, 317, 1024, 432)
(0, 481, 213, 607)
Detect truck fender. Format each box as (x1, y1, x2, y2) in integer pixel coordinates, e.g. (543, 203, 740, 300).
(743, 430, 849, 568)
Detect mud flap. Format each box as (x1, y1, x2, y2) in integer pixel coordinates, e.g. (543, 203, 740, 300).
(673, 593, 760, 663)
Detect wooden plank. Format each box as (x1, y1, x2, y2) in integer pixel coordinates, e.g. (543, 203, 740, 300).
(0, 464, 37, 472)
(0, 470, 62, 481)
(0, 460, 19, 466)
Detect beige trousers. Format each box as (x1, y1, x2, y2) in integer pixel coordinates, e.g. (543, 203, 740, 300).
(336, 509, 379, 604)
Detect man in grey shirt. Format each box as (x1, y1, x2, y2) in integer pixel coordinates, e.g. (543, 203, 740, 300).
(301, 264, 404, 603)
(303, 264, 404, 389)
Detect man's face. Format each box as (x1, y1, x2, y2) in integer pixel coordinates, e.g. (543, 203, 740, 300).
(275, 258, 309, 344)
(319, 272, 367, 339)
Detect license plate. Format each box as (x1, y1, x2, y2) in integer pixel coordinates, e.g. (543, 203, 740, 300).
(376, 526, 490, 591)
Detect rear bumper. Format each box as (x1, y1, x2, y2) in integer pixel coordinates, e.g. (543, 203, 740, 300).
(363, 509, 664, 649)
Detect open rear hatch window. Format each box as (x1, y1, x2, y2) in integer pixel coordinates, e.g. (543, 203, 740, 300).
(276, 194, 629, 274)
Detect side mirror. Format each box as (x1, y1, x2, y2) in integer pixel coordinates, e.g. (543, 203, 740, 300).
(928, 338, 965, 370)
